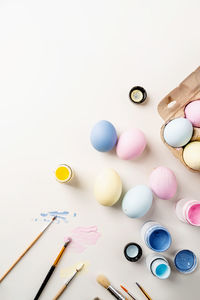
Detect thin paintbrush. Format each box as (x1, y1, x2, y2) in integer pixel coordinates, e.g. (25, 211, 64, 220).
(136, 282, 152, 300)
(53, 262, 84, 300)
(0, 216, 57, 283)
(34, 238, 71, 300)
(120, 285, 136, 300)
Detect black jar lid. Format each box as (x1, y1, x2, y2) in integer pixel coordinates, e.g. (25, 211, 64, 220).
(129, 86, 147, 104)
(124, 243, 142, 262)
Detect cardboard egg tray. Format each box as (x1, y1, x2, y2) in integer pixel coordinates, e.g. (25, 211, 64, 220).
(158, 66, 200, 172)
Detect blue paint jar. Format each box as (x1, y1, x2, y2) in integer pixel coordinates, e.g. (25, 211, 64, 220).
(141, 221, 172, 252)
(174, 250, 197, 274)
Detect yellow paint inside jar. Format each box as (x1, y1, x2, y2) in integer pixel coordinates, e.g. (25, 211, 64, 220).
(55, 164, 73, 183)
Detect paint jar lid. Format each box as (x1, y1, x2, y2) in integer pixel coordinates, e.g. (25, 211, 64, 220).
(129, 86, 147, 104)
(174, 249, 197, 274)
(124, 243, 142, 262)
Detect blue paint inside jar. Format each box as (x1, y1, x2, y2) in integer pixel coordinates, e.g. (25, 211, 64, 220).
(156, 264, 168, 277)
(174, 250, 197, 273)
(147, 228, 171, 252)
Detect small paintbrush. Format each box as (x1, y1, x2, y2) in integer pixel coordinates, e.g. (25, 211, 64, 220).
(97, 275, 127, 300)
(34, 238, 71, 300)
(120, 285, 136, 300)
(0, 216, 57, 283)
(136, 282, 152, 300)
(53, 262, 84, 300)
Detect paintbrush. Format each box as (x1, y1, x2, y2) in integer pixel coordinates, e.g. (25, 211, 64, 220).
(97, 275, 127, 300)
(136, 282, 152, 300)
(120, 285, 136, 300)
(52, 262, 84, 300)
(0, 216, 57, 283)
(34, 238, 71, 300)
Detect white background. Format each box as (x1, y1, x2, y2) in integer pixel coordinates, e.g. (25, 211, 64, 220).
(0, 1, 200, 299)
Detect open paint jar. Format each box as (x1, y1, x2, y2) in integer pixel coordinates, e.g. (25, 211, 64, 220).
(146, 254, 171, 279)
(129, 86, 147, 104)
(124, 243, 142, 262)
(141, 221, 172, 252)
(174, 250, 197, 274)
(176, 199, 200, 226)
(158, 67, 200, 172)
(55, 164, 73, 183)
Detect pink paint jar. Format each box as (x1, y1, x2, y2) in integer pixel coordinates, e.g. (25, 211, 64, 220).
(176, 199, 200, 226)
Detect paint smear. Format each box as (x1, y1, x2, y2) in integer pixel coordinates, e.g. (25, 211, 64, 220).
(34, 211, 76, 224)
(65, 226, 101, 253)
(60, 261, 90, 278)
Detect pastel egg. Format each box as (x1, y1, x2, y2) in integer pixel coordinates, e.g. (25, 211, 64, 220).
(185, 100, 200, 127)
(94, 168, 122, 206)
(116, 129, 146, 160)
(183, 141, 200, 171)
(163, 117, 193, 147)
(90, 120, 117, 152)
(149, 166, 177, 200)
(122, 185, 153, 218)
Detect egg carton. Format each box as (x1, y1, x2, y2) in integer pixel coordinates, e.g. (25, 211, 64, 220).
(158, 66, 200, 172)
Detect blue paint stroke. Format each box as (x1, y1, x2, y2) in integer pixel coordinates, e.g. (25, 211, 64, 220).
(49, 211, 69, 216)
(35, 210, 75, 224)
(40, 213, 48, 217)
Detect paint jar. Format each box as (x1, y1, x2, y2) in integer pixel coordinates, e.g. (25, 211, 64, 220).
(141, 221, 172, 252)
(124, 243, 142, 262)
(55, 164, 73, 183)
(174, 250, 197, 274)
(146, 254, 171, 279)
(176, 199, 200, 226)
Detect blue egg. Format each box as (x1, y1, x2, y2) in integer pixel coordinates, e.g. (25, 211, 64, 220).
(122, 185, 153, 218)
(163, 117, 193, 148)
(90, 120, 117, 152)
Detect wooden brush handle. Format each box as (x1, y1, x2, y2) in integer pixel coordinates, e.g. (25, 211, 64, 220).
(52, 284, 67, 300)
(0, 232, 43, 283)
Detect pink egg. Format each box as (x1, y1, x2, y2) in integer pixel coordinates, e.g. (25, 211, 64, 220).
(185, 100, 200, 127)
(116, 128, 146, 160)
(149, 166, 177, 200)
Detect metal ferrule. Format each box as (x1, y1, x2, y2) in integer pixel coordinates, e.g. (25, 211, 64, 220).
(108, 285, 125, 300)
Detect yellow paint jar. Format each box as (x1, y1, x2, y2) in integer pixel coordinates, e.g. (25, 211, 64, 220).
(55, 164, 73, 183)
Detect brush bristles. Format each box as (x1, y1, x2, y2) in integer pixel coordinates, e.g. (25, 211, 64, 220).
(64, 237, 72, 247)
(97, 275, 110, 289)
(76, 263, 84, 272)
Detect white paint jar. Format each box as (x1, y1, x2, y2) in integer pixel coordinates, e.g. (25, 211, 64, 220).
(146, 254, 171, 279)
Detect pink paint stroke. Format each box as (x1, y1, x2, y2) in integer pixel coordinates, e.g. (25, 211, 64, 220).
(65, 226, 101, 253)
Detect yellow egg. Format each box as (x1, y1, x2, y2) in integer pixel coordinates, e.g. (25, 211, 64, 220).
(94, 168, 122, 206)
(183, 141, 200, 171)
